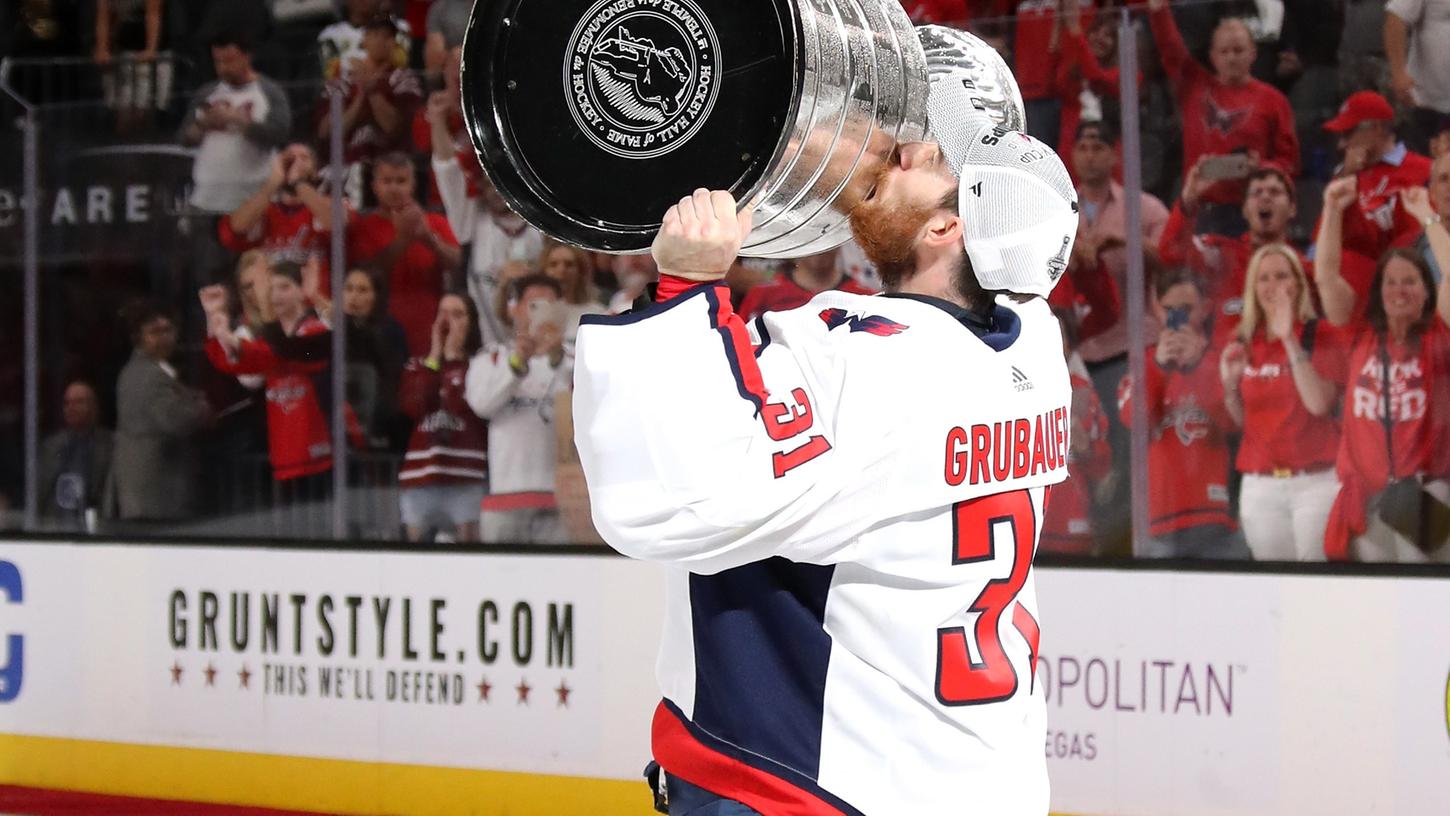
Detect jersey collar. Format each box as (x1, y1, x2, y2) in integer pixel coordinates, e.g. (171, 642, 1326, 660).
(882, 293, 1022, 351)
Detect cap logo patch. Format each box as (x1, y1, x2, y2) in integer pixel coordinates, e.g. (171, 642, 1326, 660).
(1046, 236, 1070, 282)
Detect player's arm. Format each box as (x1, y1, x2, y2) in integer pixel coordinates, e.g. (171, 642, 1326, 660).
(573, 190, 850, 573)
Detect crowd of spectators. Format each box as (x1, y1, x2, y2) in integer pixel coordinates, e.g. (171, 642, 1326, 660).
(1032, 0, 1450, 564)
(4, 0, 1450, 562)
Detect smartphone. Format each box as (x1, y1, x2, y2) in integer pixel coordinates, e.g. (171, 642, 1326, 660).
(1199, 154, 1254, 182)
(527, 298, 567, 332)
(1165, 305, 1192, 331)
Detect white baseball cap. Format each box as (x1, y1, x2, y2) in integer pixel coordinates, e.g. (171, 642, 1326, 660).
(953, 124, 1079, 299)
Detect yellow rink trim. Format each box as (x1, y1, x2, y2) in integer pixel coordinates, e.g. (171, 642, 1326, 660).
(0, 733, 1088, 816)
(0, 734, 650, 815)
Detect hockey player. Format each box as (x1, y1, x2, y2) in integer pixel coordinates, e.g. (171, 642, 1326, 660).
(573, 123, 1080, 815)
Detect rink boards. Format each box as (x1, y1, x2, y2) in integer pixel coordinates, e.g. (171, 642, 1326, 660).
(0, 541, 1446, 815)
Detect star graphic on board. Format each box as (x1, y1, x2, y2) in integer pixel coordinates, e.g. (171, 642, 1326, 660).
(238, 665, 252, 689)
(516, 678, 531, 705)
(555, 680, 572, 708)
(170, 661, 184, 686)
(203, 663, 217, 687)
(477, 677, 493, 703)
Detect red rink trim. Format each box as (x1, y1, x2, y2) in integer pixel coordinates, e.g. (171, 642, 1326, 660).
(0, 785, 333, 816)
(480, 491, 557, 511)
(651, 703, 850, 816)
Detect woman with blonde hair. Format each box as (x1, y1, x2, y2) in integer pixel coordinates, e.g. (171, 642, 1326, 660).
(538, 241, 605, 340)
(492, 242, 607, 343)
(1220, 242, 1349, 560)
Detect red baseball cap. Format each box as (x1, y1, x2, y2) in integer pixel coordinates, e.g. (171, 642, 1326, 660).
(1323, 91, 1396, 133)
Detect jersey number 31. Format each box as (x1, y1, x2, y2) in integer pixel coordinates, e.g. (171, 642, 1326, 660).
(935, 490, 1041, 707)
(762, 387, 832, 479)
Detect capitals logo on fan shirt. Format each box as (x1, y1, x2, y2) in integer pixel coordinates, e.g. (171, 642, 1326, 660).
(1162, 399, 1212, 446)
(1203, 94, 1248, 136)
(818, 308, 910, 337)
(1357, 176, 1400, 232)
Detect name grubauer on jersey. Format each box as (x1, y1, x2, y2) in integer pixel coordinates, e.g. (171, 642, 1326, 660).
(574, 282, 1071, 816)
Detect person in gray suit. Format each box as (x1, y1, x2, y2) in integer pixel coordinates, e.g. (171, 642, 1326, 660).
(39, 381, 114, 527)
(108, 302, 213, 522)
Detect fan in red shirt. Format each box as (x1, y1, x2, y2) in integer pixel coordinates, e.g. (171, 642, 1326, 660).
(398, 292, 489, 543)
(1118, 267, 1243, 558)
(1054, 3, 1129, 167)
(220, 143, 344, 287)
(736, 249, 876, 322)
(1147, 0, 1299, 233)
(1041, 308, 1111, 555)
(1010, 0, 1098, 149)
(347, 151, 462, 357)
(1160, 166, 1307, 342)
(315, 13, 422, 168)
(899, 0, 974, 25)
(201, 261, 361, 535)
(1318, 91, 1434, 267)
(1318, 186, 1450, 563)
(1220, 243, 1347, 561)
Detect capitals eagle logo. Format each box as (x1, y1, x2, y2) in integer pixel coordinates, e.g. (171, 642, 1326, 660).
(818, 309, 910, 336)
(1202, 94, 1248, 136)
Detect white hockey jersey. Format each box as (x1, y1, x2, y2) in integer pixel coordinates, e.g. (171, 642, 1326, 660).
(573, 283, 1072, 816)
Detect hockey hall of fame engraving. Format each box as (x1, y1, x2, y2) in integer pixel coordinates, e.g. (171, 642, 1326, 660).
(564, 0, 722, 160)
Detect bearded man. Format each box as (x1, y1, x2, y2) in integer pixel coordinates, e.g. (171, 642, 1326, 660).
(572, 109, 1080, 815)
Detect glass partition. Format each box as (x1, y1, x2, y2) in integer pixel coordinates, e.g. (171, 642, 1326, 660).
(2, 1, 1447, 565)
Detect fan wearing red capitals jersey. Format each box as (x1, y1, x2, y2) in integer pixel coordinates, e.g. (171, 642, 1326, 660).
(1118, 268, 1243, 559)
(203, 261, 359, 534)
(1146, 0, 1300, 236)
(221, 143, 343, 283)
(574, 123, 1078, 815)
(1318, 184, 1450, 563)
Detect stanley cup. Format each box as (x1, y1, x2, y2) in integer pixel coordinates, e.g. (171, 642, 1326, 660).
(736, 0, 929, 258)
(743, 20, 1028, 258)
(460, 0, 1027, 258)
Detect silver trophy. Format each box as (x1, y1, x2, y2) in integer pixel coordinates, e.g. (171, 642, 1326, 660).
(461, 0, 1024, 258)
(916, 25, 1027, 175)
(737, 0, 929, 258)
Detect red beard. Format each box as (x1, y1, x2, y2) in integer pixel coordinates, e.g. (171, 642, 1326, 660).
(849, 197, 935, 290)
